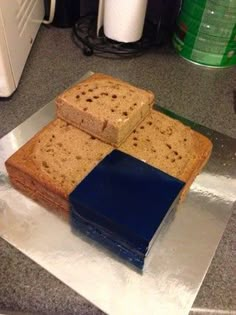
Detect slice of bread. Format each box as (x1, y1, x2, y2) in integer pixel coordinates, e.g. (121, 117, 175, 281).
(120, 110, 213, 199)
(56, 73, 154, 146)
(5, 119, 112, 212)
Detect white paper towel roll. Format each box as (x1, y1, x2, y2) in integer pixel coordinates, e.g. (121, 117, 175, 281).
(103, 0, 148, 43)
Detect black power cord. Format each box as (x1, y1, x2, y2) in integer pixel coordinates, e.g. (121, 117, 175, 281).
(72, 15, 164, 58)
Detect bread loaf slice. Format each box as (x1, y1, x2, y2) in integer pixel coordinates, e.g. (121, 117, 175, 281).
(56, 73, 154, 146)
(120, 110, 213, 199)
(5, 119, 112, 212)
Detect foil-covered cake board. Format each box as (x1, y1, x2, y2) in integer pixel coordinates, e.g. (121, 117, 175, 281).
(0, 72, 235, 315)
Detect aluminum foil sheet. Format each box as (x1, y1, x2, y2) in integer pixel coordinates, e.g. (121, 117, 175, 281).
(0, 72, 235, 315)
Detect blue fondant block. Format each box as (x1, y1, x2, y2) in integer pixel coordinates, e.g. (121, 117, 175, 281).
(69, 150, 185, 268)
(71, 211, 145, 269)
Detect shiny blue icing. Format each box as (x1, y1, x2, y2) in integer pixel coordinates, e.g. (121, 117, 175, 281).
(69, 150, 185, 267)
(71, 211, 145, 269)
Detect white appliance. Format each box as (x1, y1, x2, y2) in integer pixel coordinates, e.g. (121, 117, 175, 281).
(0, 0, 56, 97)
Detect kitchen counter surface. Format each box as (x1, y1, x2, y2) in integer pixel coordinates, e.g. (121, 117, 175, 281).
(0, 26, 235, 315)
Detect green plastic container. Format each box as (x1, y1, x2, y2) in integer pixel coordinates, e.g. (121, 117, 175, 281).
(173, 0, 236, 67)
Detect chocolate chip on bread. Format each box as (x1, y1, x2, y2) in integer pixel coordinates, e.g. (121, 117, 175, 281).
(56, 73, 154, 146)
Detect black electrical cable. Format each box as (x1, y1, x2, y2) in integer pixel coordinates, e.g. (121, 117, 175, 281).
(72, 15, 162, 58)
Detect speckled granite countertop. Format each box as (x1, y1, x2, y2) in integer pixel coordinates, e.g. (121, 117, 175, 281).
(0, 26, 235, 315)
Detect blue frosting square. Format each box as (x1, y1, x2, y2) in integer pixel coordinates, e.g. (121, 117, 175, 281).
(69, 150, 185, 262)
